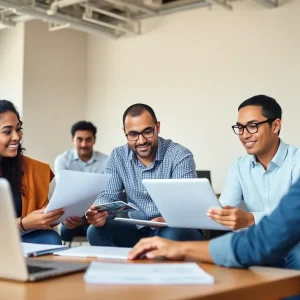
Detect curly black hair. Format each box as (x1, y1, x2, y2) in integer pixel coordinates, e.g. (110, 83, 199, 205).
(0, 100, 25, 194)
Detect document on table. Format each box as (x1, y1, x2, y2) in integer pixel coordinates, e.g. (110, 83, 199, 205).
(84, 262, 215, 284)
(22, 243, 67, 257)
(55, 246, 131, 260)
(44, 170, 111, 224)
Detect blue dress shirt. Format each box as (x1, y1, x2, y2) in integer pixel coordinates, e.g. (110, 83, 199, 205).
(95, 137, 197, 220)
(54, 149, 108, 182)
(209, 177, 300, 268)
(219, 140, 300, 224)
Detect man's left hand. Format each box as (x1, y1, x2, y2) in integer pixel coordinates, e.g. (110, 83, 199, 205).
(207, 206, 255, 230)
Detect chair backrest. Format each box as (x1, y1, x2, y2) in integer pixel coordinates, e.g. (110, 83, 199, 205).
(196, 170, 212, 185)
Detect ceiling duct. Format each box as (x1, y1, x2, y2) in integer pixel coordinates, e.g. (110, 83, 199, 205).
(0, 0, 285, 37)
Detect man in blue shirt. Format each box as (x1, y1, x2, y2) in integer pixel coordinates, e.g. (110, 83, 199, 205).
(206, 95, 300, 270)
(86, 103, 204, 247)
(54, 121, 108, 244)
(128, 176, 300, 284)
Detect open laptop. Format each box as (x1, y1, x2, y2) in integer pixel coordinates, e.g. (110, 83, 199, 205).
(141, 178, 229, 231)
(0, 178, 89, 282)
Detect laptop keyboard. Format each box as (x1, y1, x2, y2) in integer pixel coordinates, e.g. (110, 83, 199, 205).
(27, 265, 55, 274)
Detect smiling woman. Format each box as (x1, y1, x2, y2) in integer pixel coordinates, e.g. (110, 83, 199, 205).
(0, 100, 64, 245)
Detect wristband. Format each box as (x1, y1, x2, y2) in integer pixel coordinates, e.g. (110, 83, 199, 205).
(20, 216, 26, 231)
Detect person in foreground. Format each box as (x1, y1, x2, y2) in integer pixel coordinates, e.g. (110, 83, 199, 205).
(128, 177, 300, 298)
(0, 100, 64, 245)
(86, 103, 204, 247)
(54, 121, 108, 243)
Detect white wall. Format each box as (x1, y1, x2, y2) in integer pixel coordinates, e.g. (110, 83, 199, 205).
(0, 24, 24, 115)
(86, 0, 300, 193)
(22, 21, 87, 170)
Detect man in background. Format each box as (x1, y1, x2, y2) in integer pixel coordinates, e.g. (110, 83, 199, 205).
(54, 120, 108, 243)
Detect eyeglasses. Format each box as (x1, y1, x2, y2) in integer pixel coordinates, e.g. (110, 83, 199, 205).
(125, 126, 156, 141)
(232, 119, 276, 135)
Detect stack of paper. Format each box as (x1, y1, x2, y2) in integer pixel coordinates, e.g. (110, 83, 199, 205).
(54, 246, 131, 260)
(84, 262, 215, 284)
(22, 243, 67, 257)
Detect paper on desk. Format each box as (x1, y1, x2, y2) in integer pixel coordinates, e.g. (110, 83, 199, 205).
(44, 170, 111, 224)
(22, 242, 67, 257)
(84, 262, 215, 284)
(55, 245, 131, 260)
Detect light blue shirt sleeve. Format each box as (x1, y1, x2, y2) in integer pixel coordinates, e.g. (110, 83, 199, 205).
(54, 154, 67, 183)
(209, 233, 243, 268)
(219, 161, 243, 207)
(292, 161, 300, 184)
(220, 160, 269, 225)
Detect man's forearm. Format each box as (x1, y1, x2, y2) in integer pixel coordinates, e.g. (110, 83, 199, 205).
(180, 241, 214, 263)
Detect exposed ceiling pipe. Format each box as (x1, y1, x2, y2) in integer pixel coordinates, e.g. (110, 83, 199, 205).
(88, 5, 138, 26)
(102, 0, 157, 16)
(0, 0, 117, 37)
(134, 0, 211, 19)
(82, 14, 135, 35)
(47, 0, 86, 15)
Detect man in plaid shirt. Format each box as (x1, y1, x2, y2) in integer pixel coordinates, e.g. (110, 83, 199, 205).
(86, 103, 204, 247)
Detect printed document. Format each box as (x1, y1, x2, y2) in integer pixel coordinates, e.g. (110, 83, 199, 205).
(55, 245, 131, 260)
(84, 262, 215, 284)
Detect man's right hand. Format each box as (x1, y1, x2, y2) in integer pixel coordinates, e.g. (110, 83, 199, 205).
(85, 205, 108, 227)
(22, 208, 65, 230)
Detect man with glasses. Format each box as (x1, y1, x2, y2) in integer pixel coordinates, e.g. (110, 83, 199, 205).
(207, 94, 300, 270)
(86, 103, 204, 247)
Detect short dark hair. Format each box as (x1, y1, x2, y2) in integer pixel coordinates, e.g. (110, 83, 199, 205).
(71, 121, 97, 138)
(122, 103, 157, 126)
(238, 95, 282, 120)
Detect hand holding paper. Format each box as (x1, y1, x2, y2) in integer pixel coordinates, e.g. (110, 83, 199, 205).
(44, 170, 111, 224)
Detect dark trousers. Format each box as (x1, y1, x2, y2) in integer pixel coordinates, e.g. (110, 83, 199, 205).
(21, 229, 62, 245)
(87, 219, 204, 247)
(60, 224, 89, 243)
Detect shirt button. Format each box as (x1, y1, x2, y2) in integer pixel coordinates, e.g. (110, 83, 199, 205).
(143, 190, 148, 194)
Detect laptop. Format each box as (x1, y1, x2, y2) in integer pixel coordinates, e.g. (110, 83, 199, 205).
(0, 178, 89, 282)
(141, 178, 228, 231)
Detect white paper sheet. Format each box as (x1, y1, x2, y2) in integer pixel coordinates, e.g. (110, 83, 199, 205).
(44, 170, 111, 224)
(22, 242, 67, 257)
(84, 262, 215, 284)
(55, 245, 131, 260)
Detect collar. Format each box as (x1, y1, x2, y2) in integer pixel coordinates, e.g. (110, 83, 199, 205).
(251, 139, 288, 168)
(72, 149, 97, 163)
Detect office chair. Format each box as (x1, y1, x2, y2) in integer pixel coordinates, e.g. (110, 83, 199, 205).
(196, 170, 212, 185)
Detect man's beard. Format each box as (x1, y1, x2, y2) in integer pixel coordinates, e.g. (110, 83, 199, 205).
(134, 142, 153, 158)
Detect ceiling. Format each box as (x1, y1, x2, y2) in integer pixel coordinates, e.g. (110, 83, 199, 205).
(0, 0, 281, 38)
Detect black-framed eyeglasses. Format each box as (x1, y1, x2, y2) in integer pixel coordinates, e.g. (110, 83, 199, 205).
(231, 119, 276, 135)
(125, 126, 156, 141)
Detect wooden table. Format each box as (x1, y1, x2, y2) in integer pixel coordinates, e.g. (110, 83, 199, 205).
(1, 255, 300, 300)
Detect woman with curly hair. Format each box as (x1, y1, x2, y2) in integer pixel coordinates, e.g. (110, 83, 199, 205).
(0, 100, 64, 244)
